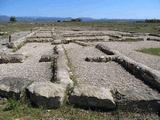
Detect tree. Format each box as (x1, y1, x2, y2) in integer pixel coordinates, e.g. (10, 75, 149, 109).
(10, 16, 17, 22)
(57, 20, 61, 22)
(71, 18, 82, 22)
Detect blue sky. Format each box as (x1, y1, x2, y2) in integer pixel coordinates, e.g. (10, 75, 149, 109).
(0, 0, 160, 19)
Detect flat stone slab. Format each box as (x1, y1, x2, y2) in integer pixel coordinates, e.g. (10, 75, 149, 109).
(27, 38, 53, 42)
(39, 54, 53, 62)
(74, 41, 90, 46)
(69, 85, 116, 110)
(65, 36, 106, 42)
(96, 44, 116, 55)
(115, 89, 160, 112)
(27, 82, 66, 109)
(0, 53, 26, 64)
(55, 45, 73, 88)
(85, 56, 117, 62)
(0, 77, 32, 99)
(51, 40, 62, 45)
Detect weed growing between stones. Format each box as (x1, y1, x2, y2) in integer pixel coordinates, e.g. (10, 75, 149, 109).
(12, 41, 26, 52)
(62, 45, 78, 106)
(63, 45, 78, 86)
(0, 98, 159, 120)
(4, 99, 20, 111)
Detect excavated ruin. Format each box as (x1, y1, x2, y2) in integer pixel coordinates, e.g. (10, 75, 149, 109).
(0, 27, 160, 112)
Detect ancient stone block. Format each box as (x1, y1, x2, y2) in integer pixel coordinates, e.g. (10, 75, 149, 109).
(96, 44, 115, 55)
(0, 53, 26, 64)
(0, 77, 32, 99)
(85, 56, 116, 62)
(69, 85, 116, 110)
(27, 82, 66, 109)
(39, 55, 53, 62)
(55, 45, 73, 88)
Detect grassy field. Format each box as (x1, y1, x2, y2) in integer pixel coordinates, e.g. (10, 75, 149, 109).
(0, 22, 49, 38)
(138, 48, 160, 56)
(0, 99, 159, 120)
(0, 22, 160, 38)
(54, 22, 160, 34)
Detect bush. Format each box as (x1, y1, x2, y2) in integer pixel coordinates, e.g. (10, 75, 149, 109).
(10, 16, 17, 22)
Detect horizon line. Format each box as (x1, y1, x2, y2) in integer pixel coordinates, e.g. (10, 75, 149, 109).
(1, 15, 160, 20)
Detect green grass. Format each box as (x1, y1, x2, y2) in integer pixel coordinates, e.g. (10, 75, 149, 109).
(0, 22, 160, 39)
(138, 48, 160, 56)
(54, 22, 160, 34)
(0, 99, 159, 120)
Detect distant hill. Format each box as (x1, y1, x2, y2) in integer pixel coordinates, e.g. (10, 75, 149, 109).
(0, 15, 73, 22)
(0, 15, 145, 23)
(0, 15, 10, 22)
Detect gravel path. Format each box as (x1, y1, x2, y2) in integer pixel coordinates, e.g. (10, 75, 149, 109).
(0, 43, 53, 82)
(64, 43, 160, 101)
(91, 41, 160, 71)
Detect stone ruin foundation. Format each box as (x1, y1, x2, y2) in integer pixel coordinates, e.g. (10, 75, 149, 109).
(0, 27, 159, 114)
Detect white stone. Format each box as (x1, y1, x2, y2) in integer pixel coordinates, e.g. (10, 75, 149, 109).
(69, 85, 116, 110)
(27, 82, 66, 108)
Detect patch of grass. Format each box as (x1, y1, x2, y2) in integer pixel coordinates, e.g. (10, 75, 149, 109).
(0, 99, 44, 120)
(54, 22, 160, 34)
(0, 99, 159, 120)
(12, 41, 26, 52)
(4, 99, 21, 111)
(138, 48, 160, 56)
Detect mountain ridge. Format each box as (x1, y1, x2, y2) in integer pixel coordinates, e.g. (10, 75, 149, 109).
(0, 15, 145, 22)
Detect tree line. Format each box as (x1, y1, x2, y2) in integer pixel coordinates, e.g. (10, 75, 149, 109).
(145, 19, 160, 23)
